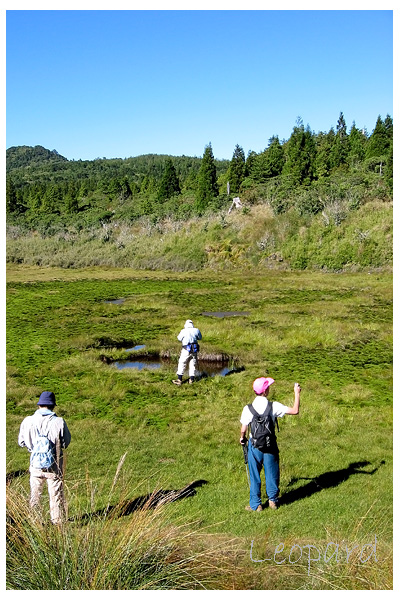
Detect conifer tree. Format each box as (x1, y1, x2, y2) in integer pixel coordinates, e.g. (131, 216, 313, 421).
(282, 119, 316, 186)
(366, 115, 392, 159)
(244, 150, 257, 178)
(6, 177, 18, 213)
(315, 128, 335, 178)
(348, 122, 367, 165)
(65, 181, 79, 213)
(264, 136, 285, 178)
(158, 158, 181, 201)
(385, 138, 393, 192)
(331, 111, 349, 168)
(227, 144, 245, 193)
(196, 143, 218, 213)
(251, 137, 284, 182)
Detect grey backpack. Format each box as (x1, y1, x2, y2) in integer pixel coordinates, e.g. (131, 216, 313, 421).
(30, 420, 56, 469)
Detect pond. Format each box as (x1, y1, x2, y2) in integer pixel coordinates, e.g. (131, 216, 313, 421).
(124, 344, 146, 352)
(113, 356, 243, 378)
(201, 311, 250, 318)
(104, 298, 126, 305)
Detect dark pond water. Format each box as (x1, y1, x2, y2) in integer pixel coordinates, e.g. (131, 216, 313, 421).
(104, 298, 126, 305)
(125, 344, 146, 352)
(201, 311, 250, 318)
(113, 356, 242, 378)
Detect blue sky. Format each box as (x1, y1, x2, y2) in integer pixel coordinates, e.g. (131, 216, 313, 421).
(6, 7, 394, 161)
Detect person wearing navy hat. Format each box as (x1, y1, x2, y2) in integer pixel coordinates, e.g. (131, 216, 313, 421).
(239, 378, 301, 512)
(18, 391, 71, 525)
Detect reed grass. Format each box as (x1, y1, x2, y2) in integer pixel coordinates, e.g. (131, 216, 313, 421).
(6, 200, 392, 271)
(6, 466, 243, 590)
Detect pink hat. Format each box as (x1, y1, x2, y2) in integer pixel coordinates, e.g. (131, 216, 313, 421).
(253, 377, 275, 395)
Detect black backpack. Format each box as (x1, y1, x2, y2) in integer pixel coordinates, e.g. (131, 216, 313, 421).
(247, 404, 279, 453)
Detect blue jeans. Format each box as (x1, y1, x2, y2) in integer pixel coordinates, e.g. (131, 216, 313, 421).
(248, 442, 280, 510)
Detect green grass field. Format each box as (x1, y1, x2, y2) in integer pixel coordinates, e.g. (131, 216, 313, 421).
(6, 264, 392, 589)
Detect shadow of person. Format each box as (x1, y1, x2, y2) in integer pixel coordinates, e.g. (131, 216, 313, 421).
(6, 469, 28, 484)
(279, 461, 384, 506)
(73, 479, 208, 522)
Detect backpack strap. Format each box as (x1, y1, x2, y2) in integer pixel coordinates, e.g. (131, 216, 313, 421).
(35, 414, 55, 435)
(247, 403, 279, 432)
(247, 403, 270, 418)
(247, 403, 259, 417)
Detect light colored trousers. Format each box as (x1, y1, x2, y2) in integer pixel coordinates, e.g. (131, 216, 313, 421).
(30, 469, 66, 524)
(177, 348, 198, 378)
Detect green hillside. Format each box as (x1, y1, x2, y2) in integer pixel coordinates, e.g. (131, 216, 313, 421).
(6, 112, 393, 272)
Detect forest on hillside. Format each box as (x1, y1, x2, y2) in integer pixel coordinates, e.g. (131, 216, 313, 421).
(6, 112, 393, 235)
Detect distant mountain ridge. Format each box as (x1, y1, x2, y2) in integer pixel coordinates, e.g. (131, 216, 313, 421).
(6, 145, 68, 171)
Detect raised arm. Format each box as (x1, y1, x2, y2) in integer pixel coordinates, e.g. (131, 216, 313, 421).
(285, 383, 301, 415)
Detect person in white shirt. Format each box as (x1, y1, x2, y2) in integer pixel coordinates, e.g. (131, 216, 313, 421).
(18, 391, 71, 524)
(239, 377, 301, 511)
(172, 319, 202, 385)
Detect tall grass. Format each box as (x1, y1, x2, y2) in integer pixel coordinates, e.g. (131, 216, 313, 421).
(6, 200, 392, 272)
(6, 467, 243, 590)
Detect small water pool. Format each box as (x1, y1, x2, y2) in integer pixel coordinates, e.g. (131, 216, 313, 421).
(124, 344, 146, 352)
(104, 298, 126, 305)
(202, 311, 250, 318)
(113, 356, 240, 378)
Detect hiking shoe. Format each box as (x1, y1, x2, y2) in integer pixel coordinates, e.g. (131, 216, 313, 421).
(245, 505, 263, 512)
(268, 500, 278, 510)
(189, 378, 195, 384)
(172, 379, 182, 386)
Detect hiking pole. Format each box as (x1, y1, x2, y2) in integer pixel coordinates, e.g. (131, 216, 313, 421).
(242, 441, 250, 488)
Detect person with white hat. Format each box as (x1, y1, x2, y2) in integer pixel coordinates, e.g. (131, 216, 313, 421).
(18, 391, 71, 525)
(172, 319, 202, 385)
(239, 377, 301, 511)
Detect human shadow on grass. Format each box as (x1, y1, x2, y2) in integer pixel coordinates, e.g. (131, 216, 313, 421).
(279, 460, 385, 507)
(6, 469, 28, 484)
(72, 479, 208, 523)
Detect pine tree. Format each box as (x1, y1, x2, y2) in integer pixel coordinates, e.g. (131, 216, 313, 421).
(348, 122, 367, 165)
(227, 144, 245, 193)
(315, 129, 335, 178)
(251, 137, 284, 182)
(196, 143, 218, 213)
(385, 138, 393, 192)
(6, 178, 26, 214)
(366, 115, 392, 159)
(264, 136, 285, 178)
(331, 111, 349, 169)
(6, 177, 18, 213)
(244, 150, 257, 178)
(384, 114, 393, 139)
(282, 119, 316, 186)
(157, 158, 181, 201)
(65, 181, 79, 213)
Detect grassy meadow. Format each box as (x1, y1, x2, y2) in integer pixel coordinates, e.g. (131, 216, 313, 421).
(6, 264, 392, 589)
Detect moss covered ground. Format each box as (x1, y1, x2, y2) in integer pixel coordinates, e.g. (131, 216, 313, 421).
(6, 265, 392, 589)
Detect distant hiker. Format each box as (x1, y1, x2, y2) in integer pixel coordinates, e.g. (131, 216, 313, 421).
(239, 378, 301, 511)
(172, 319, 202, 385)
(228, 196, 242, 214)
(18, 391, 71, 525)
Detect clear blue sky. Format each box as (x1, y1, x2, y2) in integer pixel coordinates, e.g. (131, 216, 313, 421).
(6, 8, 393, 161)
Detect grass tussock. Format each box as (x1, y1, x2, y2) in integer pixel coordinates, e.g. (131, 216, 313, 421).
(6, 471, 244, 591)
